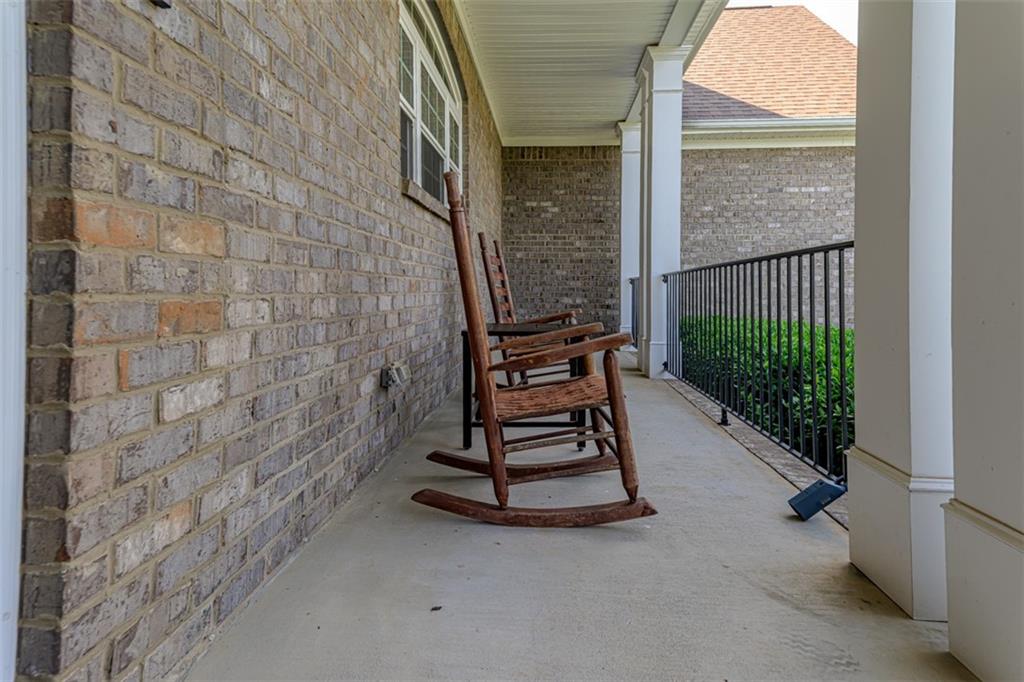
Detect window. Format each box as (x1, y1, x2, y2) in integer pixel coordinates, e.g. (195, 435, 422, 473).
(399, 0, 462, 204)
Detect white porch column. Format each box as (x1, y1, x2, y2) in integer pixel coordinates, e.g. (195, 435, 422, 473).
(617, 121, 641, 341)
(636, 47, 684, 377)
(848, 0, 955, 622)
(0, 0, 26, 677)
(945, 2, 1024, 679)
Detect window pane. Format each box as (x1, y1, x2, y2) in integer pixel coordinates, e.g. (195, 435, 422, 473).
(400, 109, 414, 179)
(399, 29, 414, 105)
(421, 134, 445, 202)
(420, 65, 445, 144)
(409, 2, 449, 88)
(449, 114, 460, 168)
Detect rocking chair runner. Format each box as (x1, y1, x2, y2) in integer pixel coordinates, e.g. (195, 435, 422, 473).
(411, 172, 657, 527)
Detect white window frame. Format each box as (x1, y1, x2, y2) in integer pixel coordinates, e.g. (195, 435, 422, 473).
(399, 0, 462, 203)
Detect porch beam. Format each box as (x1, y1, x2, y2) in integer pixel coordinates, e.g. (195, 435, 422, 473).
(848, 0, 955, 622)
(636, 46, 685, 377)
(617, 121, 641, 339)
(945, 2, 1024, 679)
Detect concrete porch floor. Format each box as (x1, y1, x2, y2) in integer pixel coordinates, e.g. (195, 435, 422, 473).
(187, 357, 972, 681)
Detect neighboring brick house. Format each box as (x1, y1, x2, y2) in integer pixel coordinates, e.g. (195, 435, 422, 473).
(503, 5, 856, 331)
(680, 5, 856, 269)
(18, 0, 501, 678)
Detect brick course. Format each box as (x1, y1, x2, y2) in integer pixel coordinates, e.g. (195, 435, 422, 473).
(22, 0, 501, 679)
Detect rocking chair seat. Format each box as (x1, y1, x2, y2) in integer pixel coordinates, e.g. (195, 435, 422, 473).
(495, 375, 608, 422)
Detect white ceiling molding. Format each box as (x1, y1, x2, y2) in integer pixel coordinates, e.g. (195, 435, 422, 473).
(682, 116, 856, 149)
(501, 134, 622, 148)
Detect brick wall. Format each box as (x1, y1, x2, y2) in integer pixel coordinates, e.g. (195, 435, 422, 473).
(499, 146, 854, 330)
(682, 147, 856, 324)
(682, 147, 855, 268)
(501, 146, 621, 331)
(21, 1, 500, 679)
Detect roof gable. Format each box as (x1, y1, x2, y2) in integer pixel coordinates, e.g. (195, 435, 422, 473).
(683, 5, 857, 120)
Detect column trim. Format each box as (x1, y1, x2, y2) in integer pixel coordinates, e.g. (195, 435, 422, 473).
(944, 499, 1024, 551)
(849, 446, 955, 493)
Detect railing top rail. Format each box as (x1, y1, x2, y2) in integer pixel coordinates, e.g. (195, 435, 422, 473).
(662, 240, 855, 277)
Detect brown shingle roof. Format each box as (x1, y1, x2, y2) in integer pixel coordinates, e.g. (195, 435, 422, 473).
(683, 5, 857, 120)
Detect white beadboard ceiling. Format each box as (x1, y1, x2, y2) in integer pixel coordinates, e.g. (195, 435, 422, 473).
(453, 0, 718, 146)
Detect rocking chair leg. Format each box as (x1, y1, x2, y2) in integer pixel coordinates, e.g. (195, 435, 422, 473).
(603, 349, 639, 502)
(483, 418, 509, 508)
(590, 408, 608, 455)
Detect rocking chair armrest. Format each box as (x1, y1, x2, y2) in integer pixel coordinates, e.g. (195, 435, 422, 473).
(490, 323, 604, 351)
(490, 332, 632, 374)
(519, 309, 581, 325)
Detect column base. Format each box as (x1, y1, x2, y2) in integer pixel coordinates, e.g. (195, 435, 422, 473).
(847, 446, 953, 621)
(944, 499, 1024, 681)
(640, 340, 667, 378)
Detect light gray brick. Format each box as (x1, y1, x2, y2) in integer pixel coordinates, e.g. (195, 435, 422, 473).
(161, 130, 224, 180)
(70, 394, 152, 453)
(155, 451, 221, 510)
(113, 502, 192, 576)
(154, 526, 220, 595)
(119, 160, 196, 211)
(159, 376, 225, 422)
(118, 423, 195, 482)
(118, 342, 197, 390)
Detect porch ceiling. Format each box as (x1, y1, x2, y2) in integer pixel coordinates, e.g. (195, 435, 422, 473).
(454, 0, 725, 146)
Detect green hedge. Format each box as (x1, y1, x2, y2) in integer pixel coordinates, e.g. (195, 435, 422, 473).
(678, 316, 854, 476)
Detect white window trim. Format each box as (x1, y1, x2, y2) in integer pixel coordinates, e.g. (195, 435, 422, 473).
(0, 1, 26, 678)
(399, 0, 462, 202)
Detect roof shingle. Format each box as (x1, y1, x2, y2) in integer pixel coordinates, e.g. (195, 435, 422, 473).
(683, 5, 857, 121)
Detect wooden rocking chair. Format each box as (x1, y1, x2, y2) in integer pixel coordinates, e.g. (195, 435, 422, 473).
(411, 172, 657, 527)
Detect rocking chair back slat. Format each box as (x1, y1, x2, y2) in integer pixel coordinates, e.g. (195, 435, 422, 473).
(479, 233, 518, 324)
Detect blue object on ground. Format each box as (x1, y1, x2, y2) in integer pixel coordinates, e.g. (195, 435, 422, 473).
(788, 479, 847, 520)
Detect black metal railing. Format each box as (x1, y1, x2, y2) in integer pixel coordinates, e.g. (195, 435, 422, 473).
(663, 241, 854, 480)
(628, 276, 640, 345)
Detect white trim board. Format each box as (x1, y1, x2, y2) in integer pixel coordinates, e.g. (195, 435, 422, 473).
(683, 116, 856, 149)
(0, 0, 27, 677)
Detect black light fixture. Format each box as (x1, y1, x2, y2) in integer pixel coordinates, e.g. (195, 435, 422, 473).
(788, 478, 846, 520)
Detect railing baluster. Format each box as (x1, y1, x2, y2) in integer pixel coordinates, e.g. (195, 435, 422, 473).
(798, 254, 805, 463)
(787, 256, 794, 449)
(749, 260, 757, 425)
(770, 258, 774, 438)
(839, 248, 849, 471)
(775, 257, 782, 445)
(824, 250, 834, 477)
(809, 251, 820, 470)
